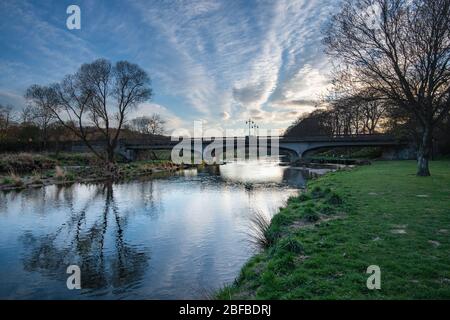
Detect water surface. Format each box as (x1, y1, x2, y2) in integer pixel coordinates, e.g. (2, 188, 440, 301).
(0, 159, 311, 299)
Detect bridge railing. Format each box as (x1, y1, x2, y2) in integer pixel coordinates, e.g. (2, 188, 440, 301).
(280, 133, 398, 142)
(68, 134, 399, 148)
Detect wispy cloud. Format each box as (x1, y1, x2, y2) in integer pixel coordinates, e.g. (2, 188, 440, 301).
(0, 0, 336, 131)
(130, 0, 335, 129)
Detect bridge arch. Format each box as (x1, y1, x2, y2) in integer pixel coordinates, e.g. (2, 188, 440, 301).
(278, 147, 300, 161)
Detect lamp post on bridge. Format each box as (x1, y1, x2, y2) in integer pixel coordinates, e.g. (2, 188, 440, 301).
(245, 119, 259, 137)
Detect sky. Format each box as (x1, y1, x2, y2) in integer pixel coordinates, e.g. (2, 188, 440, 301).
(0, 0, 337, 134)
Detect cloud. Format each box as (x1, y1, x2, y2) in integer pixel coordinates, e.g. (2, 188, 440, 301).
(131, 0, 335, 126)
(0, 89, 26, 109)
(0, 0, 337, 131)
(273, 99, 318, 107)
(220, 111, 230, 120)
(272, 64, 331, 105)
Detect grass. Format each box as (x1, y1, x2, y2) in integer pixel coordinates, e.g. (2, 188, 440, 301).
(247, 211, 273, 249)
(54, 165, 66, 180)
(50, 152, 99, 166)
(0, 152, 57, 172)
(8, 171, 24, 187)
(0, 151, 184, 190)
(30, 170, 43, 185)
(217, 160, 450, 299)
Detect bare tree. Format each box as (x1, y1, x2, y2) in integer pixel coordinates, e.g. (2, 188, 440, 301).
(327, 90, 388, 135)
(361, 100, 387, 134)
(0, 104, 15, 140)
(20, 105, 34, 124)
(131, 116, 150, 134)
(147, 113, 165, 135)
(131, 113, 165, 135)
(324, 0, 450, 176)
(25, 59, 152, 169)
(23, 88, 57, 147)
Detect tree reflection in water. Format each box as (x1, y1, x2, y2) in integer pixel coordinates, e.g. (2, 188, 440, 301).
(20, 182, 149, 293)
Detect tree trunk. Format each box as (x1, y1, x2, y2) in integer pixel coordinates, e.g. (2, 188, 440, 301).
(107, 147, 115, 164)
(416, 125, 432, 177)
(104, 144, 115, 172)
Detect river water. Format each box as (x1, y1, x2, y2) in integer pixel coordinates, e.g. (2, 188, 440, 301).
(0, 159, 316, 299)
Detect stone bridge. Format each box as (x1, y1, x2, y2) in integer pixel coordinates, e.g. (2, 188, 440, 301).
(110, 134, 406, 161)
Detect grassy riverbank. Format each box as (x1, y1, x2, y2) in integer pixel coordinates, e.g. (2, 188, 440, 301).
(218, 160, 450, 299)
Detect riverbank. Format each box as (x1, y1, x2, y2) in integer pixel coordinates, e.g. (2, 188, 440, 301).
(0, 152, 183, 191)
(218, 160, 450, 299)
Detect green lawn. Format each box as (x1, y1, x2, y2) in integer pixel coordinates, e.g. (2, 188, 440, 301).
(218, 160, 450, 299)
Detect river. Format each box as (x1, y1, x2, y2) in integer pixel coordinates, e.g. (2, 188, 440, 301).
(0, 158, 321, 299)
